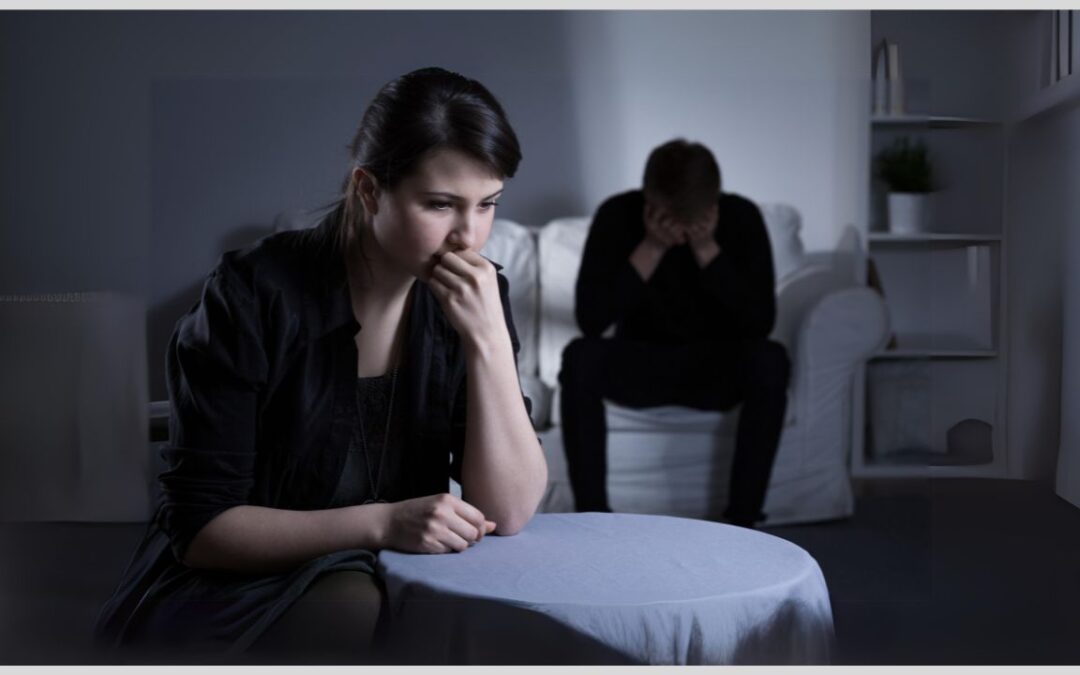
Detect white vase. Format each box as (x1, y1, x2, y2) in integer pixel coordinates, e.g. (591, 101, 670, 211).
(887, 192, 932, 234)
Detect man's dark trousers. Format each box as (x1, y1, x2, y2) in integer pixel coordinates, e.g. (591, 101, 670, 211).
(558, 336, 791, 526)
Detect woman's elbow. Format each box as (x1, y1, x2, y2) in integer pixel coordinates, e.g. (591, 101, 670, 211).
(494, 511, 533, 536)
(496, 473, 547, 536)
(177, 506, 241, 569)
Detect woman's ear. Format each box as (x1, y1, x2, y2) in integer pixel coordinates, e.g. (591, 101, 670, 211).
(354, 167, 380, 217)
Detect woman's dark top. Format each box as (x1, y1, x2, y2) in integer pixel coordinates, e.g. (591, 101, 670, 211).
(574, 189, 777, 344)
(327, 372, 405, 507)
(92, 209, 529, 656)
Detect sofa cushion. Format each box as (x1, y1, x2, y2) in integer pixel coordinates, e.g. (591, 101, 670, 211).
(606, 402, 738, 434)
(479, 218, 539, 379)
(544, 385, 794, 431)
(537, 217, 591, 389)
(759, 202, 806, 283)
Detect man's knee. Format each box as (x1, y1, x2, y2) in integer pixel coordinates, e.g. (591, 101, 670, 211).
(746, 340, 791, 392)
(558, 336, 605, 388)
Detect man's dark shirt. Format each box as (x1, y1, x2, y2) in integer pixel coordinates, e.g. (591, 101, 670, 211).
(575, 190, 777, 345)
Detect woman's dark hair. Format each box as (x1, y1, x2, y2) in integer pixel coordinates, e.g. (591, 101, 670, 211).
(642, 139, 721, 222)
(337, 67, 522, 245)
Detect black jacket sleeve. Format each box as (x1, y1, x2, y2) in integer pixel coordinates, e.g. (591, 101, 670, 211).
(698, 199, 777, 341)
(574, 197, 649, 338)
(158, 260, 268, 562)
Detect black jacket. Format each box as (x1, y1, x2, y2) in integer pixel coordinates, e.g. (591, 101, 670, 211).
(94, 209, 528, 648)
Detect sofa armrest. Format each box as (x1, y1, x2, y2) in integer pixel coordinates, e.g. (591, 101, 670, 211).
(785, 287, 889, 469)
(795, 286, 890, 373)
(771, 263, 851, 353)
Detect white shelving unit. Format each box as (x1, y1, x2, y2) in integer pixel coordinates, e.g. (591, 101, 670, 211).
(853, 111, 1010, 480)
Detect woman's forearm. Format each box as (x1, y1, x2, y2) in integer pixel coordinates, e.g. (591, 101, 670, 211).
(183, 502, 390, 574)
(460, 332, 548, 535)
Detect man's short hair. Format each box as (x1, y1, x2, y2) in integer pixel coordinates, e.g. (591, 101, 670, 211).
(642, 139, 721, 221)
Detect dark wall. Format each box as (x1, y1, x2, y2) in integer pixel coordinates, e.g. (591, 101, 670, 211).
(0, 11, 584, 398)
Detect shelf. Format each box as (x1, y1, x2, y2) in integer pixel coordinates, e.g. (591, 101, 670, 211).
(853, 463, 1006, 479)
(868, 233, 1002, 245)
(872, 349, 998, 360)
(871, 114, 1000, 129)
(872, 332, 995, 356)
(862, 14, 1010, 483)
(1013, 72, 1080, 124)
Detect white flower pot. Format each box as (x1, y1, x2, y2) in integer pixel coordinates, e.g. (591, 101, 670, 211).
(887, 192, 932, 234)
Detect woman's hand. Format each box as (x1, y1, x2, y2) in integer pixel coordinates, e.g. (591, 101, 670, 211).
(428, 249, 509, 354)
(382, 493, 496, 554)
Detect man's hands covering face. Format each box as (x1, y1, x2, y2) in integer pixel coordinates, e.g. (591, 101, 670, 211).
(643, 202, 686, 250)
(682, 208, 718, 247)
(643, 202, 718, 251)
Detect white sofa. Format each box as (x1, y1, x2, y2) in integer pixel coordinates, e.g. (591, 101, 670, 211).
(480, 206, 889, 527)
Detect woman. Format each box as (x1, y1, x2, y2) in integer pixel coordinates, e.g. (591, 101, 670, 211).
(94, 67, 548, 663)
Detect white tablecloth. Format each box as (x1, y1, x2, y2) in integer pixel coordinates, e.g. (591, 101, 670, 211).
(377, 513, 834, 664)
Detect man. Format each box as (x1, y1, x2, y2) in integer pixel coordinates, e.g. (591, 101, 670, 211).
(559, 139, 790, 528)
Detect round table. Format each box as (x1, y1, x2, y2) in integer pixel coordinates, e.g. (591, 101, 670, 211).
(376, 513, 834, 664)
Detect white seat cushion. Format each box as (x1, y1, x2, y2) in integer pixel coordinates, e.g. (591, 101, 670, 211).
(606, 402, 739, 434)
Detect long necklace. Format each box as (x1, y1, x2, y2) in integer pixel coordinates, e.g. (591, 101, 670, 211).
(358, 364, 398, 505)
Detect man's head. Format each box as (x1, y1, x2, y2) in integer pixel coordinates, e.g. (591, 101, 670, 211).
(643, 139, 721, 225)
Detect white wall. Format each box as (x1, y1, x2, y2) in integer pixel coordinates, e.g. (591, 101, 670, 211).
(0, 11, 870, 398)
(567, 11, 870, 253)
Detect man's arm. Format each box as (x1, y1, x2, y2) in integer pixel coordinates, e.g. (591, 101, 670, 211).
(575, 197, 677, 337)
(694, 200, 777, 340)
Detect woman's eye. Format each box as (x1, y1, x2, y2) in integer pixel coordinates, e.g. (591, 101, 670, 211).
(427, 201, 453, 211)
(479, 201, 499, 211)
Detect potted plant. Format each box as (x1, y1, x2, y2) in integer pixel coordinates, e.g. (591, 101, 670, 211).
(875, 137, 936, 234)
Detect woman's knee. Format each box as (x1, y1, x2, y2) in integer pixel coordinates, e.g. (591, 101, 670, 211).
(305, 570, 382, 605)
(300, 571, 383, 633)
(247, 571, 383, 662)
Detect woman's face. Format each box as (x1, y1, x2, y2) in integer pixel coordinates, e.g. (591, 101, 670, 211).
(365, 147, 504, 280)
